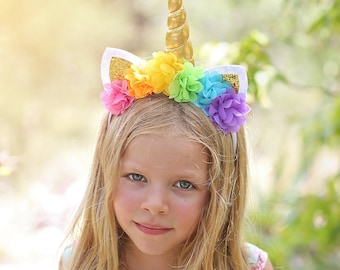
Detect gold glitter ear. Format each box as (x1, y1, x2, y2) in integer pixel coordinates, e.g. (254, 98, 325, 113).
(109, 57, 133, 81)
(222, 74, 240, 93)
(206, 66, 247, 95)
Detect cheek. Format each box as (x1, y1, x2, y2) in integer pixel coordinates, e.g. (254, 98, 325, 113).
(113, 185, 141, 218)
(173, 196, 208, 229)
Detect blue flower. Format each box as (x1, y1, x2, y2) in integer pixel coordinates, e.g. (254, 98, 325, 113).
(194, 71, 231, 114)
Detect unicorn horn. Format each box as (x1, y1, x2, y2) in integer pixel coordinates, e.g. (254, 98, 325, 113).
(165, 0, 194, 64)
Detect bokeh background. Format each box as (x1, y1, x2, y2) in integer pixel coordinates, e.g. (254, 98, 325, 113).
(1, 0, 339, 269)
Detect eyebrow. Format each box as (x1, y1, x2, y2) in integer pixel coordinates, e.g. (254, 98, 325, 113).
(121, 159, 207, 179)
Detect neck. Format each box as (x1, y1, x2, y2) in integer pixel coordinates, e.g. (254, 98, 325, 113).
(124, 255, 175, 270)
(122, 242, 179, 270)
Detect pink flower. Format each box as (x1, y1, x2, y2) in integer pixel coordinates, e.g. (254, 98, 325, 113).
(100, 80, 134, 115)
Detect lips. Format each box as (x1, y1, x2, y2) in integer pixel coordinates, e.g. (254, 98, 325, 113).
(135, 222, 172, 236)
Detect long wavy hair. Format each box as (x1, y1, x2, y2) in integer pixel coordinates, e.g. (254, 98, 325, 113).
(62, 94, 249, 270)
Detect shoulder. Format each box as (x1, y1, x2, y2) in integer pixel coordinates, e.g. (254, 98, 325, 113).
(60, 243, 273, 269)
(59, 245, 74, 270)
(246, 242, 273, 270)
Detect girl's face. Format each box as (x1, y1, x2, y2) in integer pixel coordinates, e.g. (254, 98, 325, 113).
(114, 134, 209, 260)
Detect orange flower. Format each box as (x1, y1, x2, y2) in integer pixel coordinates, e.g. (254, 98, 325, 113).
(124, 64, 154, 99)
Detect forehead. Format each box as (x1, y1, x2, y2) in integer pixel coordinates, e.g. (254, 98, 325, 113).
(121, 134, 208, 172)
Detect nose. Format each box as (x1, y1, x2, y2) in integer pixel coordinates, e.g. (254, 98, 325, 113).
(141, 184, 170, 215)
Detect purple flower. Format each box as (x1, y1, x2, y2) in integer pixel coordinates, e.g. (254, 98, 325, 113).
(194, 71, 231, 114)
(207, 88, 251, 133)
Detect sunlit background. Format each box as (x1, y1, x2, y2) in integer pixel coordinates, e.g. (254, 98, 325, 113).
(1, 0, 339, 269)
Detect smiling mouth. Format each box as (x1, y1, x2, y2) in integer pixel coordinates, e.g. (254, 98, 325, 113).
(135, 222, 172, 235)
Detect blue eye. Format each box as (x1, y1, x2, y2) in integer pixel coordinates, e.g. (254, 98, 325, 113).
(175, 180, 194, 190)
(128, 173, 145, 182)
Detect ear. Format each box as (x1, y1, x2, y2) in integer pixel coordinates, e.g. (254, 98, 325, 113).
(206, 65, 248, 95)
(101, 48, 145, 85)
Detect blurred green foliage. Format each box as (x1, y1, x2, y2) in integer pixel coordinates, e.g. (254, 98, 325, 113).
(1, 0, 339, 269)
(226, 1, 340, 269)
(197, 0, 340, 268)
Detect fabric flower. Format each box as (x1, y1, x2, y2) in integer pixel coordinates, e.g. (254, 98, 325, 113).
(194, 71, 232, 114)
(145, 51, 184, 95)
(168, 62, 205, 102)
(207, 88, 251, 133)
(100, 79, 134, 115)
(124, 64, 154, 99)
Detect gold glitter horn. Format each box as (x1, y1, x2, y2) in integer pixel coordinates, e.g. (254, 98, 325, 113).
(166, 0, 194, 64)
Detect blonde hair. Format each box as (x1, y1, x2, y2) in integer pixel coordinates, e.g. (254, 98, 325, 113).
(62, 94, 249, 270)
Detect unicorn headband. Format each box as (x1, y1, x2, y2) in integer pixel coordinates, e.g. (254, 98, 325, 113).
(100, 0, 250, 151)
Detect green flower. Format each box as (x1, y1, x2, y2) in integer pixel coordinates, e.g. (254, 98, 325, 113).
(169, 62, 205, 102)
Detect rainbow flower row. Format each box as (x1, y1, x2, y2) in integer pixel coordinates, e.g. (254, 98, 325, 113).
(100, 52, 250, 133)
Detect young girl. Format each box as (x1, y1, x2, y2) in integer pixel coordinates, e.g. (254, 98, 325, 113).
(60, 1, 273, 269)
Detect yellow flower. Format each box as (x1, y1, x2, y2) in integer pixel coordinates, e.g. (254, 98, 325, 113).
(145, 52, 184, 95)
(125, 64, 154, 99)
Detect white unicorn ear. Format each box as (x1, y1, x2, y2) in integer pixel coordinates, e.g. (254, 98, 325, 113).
(101, 47, 145, 85)
(206, 65, 248, 95)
